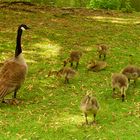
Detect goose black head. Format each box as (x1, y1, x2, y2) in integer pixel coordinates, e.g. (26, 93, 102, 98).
(19, 24, 30, 30)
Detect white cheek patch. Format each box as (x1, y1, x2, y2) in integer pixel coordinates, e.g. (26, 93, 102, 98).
(21, 27, 25, 30)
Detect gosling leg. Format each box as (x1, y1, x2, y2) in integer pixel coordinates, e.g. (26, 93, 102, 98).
(112, 88, 115, 98)
(64, 76, 69, 84)
(121, 94, 125, 102)
(99, 54, 101, 59)
(134, 79, 137, 87)
(70, 62, 73, 67)
(76, 62, 79, 69)
(92, 113, 96, 124)
(103, 54, 106, 60)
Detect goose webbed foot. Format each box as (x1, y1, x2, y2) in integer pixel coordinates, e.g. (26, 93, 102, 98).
(2, 98, 21, 105)
(2, 99, 6, 103)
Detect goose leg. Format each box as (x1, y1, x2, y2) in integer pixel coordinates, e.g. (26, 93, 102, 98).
(85, 113, 88, 125)
(13, 88, 19, 99)
(2, 98, 6, 103)
(70, 62, 73, 67)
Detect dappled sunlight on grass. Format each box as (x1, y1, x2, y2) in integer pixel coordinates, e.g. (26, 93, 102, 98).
(50, 113, 83, 129)
(1, 3, 140, 139)
(23, 39, 62, 64)
(34, 40, 61, 58)
(87, 16, 140, 25)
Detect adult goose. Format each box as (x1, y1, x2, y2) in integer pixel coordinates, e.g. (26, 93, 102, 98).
(0, 24, 30, 103)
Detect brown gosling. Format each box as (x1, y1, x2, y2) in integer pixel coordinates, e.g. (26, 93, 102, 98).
(87, 60, 107, 72)
(48, 70, 58, 77)
(0, 24, 30, 104)
(57, 67, 76, 84)
(111, 73, 128, 102)
(64, 50, 82, 69)
(121, 65, 140, 86)
(80, 94, 100, 125)
(97, 44, 108, 60)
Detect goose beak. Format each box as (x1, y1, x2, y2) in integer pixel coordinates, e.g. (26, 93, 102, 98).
(26, 26, 31, 30)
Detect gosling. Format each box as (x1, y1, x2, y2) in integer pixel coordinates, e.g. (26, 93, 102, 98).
(64, 50, 82, 69)
(121, 65, 140, 86)
(80, 94, 99, 125)
(111, 73, 128, 102)
(48, 70, 58, 77)
(87, 60, 107, 72)
(97, 44, 108, 60)
(57, 67, 76, 84)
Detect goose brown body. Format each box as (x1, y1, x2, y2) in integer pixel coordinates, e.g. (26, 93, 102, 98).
(0, 58, 27, 99)
(0, 24, 29, 102)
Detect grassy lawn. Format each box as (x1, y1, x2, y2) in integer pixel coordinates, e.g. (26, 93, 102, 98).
(0, 2, 140, 139)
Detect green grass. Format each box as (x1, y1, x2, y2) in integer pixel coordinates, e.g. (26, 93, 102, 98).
(0, 2, 140, 139)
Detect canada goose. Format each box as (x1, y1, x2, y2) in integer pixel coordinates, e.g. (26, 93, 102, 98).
(121, 65, 140, 85)
(111, 73, 128, 102)
(64, 50, 82, 69)
(97, 44, 108, 60)
(57, 67, 76, 84)
(87, 60, 107, 72)
(0, 24, 30, 103)
(80, 94, 99, 125)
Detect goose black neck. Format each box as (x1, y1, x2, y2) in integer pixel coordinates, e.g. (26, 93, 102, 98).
(15, 28, 23, 57)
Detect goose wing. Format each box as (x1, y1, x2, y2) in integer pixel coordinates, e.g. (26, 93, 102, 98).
(0, 61, 27, 99)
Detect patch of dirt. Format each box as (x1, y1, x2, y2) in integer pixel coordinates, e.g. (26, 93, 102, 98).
(0, 1, 119, 17)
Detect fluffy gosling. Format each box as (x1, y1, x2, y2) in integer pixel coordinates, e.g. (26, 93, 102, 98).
(64, 50, 82, 69)
(57, 67, 76, 84)
(80, 94, 99, 125)
(87, 60, 107, 72)
(97, 44, 108, 60)
(121, 65, 140, 86)
(111, 73, 128, 102)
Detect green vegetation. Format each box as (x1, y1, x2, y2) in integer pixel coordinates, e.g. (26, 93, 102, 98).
(0, 2, 140, 139)
(88, 0, 134, 13)
(0, 0, 138, 12)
